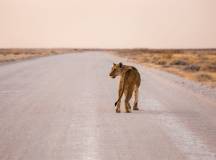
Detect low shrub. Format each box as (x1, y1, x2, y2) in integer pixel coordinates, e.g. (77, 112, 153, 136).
(183, 64, 200, 72)
(156, 60, 167, 65)
(170, 59, 188, 65)
(196, 73, 213, 82)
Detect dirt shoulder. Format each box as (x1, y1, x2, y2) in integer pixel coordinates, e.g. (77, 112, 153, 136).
(114, 49, 216, 87)
(0, 48, 85, 64)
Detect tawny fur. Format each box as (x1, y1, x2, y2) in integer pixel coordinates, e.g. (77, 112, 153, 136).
(109, 62, 141, 113)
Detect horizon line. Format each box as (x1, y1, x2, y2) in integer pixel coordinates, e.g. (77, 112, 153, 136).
(1, 47, 216, 50)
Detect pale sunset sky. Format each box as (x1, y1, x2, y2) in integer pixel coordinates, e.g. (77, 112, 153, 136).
(0, 0, 216, 48)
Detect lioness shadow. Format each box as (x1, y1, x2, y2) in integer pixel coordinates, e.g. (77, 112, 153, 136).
(133, 109, 198, 117)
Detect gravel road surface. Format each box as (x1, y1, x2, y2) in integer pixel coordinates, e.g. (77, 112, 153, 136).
(0, 52, 216, 160)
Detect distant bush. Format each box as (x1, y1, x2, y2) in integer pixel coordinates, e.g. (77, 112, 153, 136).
(207, 64, 216, 72)
(162, 53, 173, 59)
(184, 64, 200, 72)
(196, 73, 213, 82)
(170, 59, 188, 65)
(201, 64, 216, 72)
(156, 60, 167, 65)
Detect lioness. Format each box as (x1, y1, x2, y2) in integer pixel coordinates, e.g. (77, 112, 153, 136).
(109, 62, 141, 113)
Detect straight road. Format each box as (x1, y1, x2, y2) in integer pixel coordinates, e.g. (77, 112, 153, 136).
(0, 52, 215, 160)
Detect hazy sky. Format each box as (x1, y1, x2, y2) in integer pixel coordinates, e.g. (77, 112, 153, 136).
(0, 0, 216, 48)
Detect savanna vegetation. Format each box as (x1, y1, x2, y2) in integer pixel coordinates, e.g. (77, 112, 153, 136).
(115, 49, 216, 87)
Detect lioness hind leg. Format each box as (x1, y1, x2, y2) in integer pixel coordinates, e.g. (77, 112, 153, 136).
(115, 86, 123, 113)
(125, 92, 132, 113)
(115, 101, 121, 113)
(133, 86, 139, 110)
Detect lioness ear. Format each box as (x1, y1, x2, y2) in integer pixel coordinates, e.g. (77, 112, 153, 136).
(119, 62, 123, 68)
(113, 63, 116, 66)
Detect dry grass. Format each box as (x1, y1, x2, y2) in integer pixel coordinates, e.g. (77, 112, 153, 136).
(115, 49, 216, 87)
(0, 52, 48, 62)
(0, 48, 84, 63)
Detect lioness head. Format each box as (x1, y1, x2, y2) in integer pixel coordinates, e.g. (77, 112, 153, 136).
(109, 62, 123, 78)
